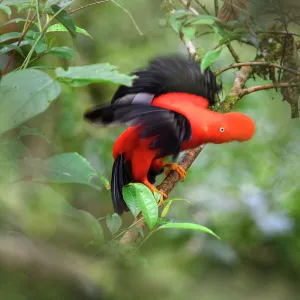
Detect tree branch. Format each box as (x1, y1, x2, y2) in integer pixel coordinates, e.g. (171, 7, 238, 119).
(194, 0, 211, 15)
(239, 82, 299, 97)
(180, 0, 200, 15)
(68, 0, 110, 14)
(215, 61, 300, 76)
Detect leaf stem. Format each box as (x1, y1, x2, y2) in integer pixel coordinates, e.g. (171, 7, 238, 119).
(35, 0, 42, 32)
(21, 1, 74, 69)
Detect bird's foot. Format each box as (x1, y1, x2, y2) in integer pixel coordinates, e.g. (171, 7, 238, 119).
(164, 163, 186, 181)
(143, 181, 168, 208)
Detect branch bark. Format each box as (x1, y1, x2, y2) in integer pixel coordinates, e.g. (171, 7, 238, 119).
(215, 61, 300, 77)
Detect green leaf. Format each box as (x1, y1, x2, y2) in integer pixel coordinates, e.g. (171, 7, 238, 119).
(0, 70, 61, 135)
(47, 46, 77, 61)
(128, 183, 158, 230)
(134, 226, 144, 237)
(18, 126, 50, 143)
(122, 185, 141, 217)
(35, 41, 47, 54)
(156, 222, 220, 239)
(184, 15, 219, 26)
(0, 40, 32, 56)
(0, 4, 11, 16)
(55, 63, 136, 87)
(22, 152, 100, 190)
(106, 213, 122, 235)
(200, 47, 223, 71)
(161, 200, 172, 218)
(2, 0, 30, 5)
(46, 23, 94, 39)
(0, 18, 28, 29)
(68, 209, 104, 245)
(51, 4, 76, 38)
(169, 10, 193, 32)
(181, 25, 196, 41)
(0, 32, 22, 43)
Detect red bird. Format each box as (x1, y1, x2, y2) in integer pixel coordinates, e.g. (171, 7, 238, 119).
(85, 56, 255, 215)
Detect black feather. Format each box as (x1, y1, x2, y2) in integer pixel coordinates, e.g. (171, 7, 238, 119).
(111, 154, 131, 215)
(85, 103, 191, 160)
(111, 55, 221, 106)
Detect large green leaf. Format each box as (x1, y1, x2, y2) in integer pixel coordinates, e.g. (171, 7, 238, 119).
(200, 47, 223, 71)
(46, 23, 93, 39)
(0, 18, 28, 29)
(122, 185, 141, 217)
(0, 32, 22, 43)
(55, 63, 136, 87)
(51, 4, 76, 38)
(169, 10, 193, 32)
(0, 40, 32, 56)
(0, 70, 61, 135)
(22, 152, 101, 190)
(106, 213, 122, 235)
(156, 222, 220, 239)
(47, 46, 77, 61)
(128, 183, 158, 229)
(0, 4, 11, 16)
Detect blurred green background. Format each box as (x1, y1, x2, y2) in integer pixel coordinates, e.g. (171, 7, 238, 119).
(1, 0, 300, 299)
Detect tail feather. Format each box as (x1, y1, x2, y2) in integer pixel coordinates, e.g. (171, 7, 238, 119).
(111, 154, 163, 215)
(111, 154, 132, 215)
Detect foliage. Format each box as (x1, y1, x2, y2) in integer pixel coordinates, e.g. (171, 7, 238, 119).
(0, 0, 300, 299)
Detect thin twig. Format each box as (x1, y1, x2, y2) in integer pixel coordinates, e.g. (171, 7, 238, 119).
(181, 0, 240, 63)
(226, 43, 240, 63)
(1, 13, 36, 77)
(110, 0, 143, 35)
(256, 30, 300, 39)
(185, 0, 192, 10)
(215, 62, 300, 76)
(194, 0, 211, 15)
(179, 31, 198, 59)
(180, 0, 199, 15)
(68, 0, 110, 14)
(240, 82, 299, 97)
(214, 0, 219, 16)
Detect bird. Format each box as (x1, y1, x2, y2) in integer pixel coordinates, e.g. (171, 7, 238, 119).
(84, 55, 256, 215)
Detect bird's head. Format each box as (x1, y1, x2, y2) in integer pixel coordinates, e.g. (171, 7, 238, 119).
(207, 112, 255, 144)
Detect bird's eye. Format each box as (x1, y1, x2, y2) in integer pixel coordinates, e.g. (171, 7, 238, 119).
(220, 127, 225, 133)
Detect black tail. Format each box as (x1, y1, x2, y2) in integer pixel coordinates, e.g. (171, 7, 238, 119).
(111, 154, 164, 215)
(111, 154, 133, 215)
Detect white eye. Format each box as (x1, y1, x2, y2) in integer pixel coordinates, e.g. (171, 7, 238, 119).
(220, 127, 225, 133)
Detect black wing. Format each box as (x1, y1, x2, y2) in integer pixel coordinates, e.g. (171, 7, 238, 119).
(111, 55, 221, 106)
(84, 103, 191, 159)
(85, 55, 220, 159)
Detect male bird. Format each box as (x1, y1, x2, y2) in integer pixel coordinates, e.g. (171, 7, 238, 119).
(84, 56, 255, 215)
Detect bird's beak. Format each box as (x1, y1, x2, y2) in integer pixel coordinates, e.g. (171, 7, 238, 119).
(225, 112, 256, 142)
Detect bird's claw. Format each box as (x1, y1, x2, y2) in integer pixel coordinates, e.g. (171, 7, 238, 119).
(164, 163, 186, 181)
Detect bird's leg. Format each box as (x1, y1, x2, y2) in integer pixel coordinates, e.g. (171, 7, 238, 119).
(163, 163, 186, 181)
(142, 179, 168, 208)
